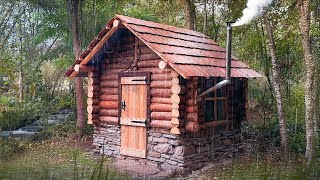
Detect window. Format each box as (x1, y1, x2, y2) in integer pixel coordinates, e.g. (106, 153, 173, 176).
(199, 77, 227, 123)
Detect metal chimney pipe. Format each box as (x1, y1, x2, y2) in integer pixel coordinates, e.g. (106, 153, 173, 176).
(197, 22, 233, 99)
(226, 21, 233, 80)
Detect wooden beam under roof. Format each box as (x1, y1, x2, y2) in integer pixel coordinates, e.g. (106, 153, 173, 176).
(70, 19, 120, 78)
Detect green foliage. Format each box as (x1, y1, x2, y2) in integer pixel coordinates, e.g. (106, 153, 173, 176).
(31, 120, 77, 142)
(0, 109, 28, 131)
(0, 139, 27, 161)
(215, 155, 320, 179)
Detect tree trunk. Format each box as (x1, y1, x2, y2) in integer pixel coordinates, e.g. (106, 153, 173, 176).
(182, 0, 196, 30)
(18, 17, 23, 103)
(68, 0, 85, 133)
(203, 0, 207, 34)
(298, 0, 316, 164)
(263, 14, 289, 157)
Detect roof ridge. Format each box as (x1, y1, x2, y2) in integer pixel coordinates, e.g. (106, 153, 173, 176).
(115, 14, 211, 39)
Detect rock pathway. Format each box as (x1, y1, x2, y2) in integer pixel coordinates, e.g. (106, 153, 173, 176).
(0, 108, 74, 139)
(113, 158, 175, 180)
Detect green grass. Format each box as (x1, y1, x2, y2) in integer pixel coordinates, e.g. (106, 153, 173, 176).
(0, 121, 129, 180)
(201, 153, 320, 180)
(0, 142, 94, 179)
(0, 139, 129, 179)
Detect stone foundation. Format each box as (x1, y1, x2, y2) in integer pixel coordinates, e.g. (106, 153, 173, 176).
(93, 124, 244, 174)
(93, 124, 121, 156)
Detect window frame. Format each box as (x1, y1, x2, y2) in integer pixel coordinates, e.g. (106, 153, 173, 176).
(199, 77, 229, 128)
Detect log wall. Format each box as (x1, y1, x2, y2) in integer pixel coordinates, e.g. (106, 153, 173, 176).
(95, 30, 178, 130)
(87, 70, 100, 124)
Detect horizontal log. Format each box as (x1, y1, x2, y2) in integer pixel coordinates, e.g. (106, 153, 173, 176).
(137, 59, 161, 68)
(150, 88, 171, 98)
(88, 91, 99, 98)
(88, 113, 99, 120)
(88, 113, 99, 124)
(171, 117, 184, 127)
(100, 116, 119, 125)
(107, 46, 153, 57)
(150, 103, 172, 112)
(92, 119, 99, 124)
(172, 109, 180, 118)
(99, 101, 118, 109)
(172, 103, 179, 109)
(113, 19, 120, 27)
(150, 120, 172, 129)
(105, 63, 128, 69)
(151, 73, 172, 81)
(158, 60, 167, 69)
(151, 112, 172, 121)
(100, 94, 118, 101)
(170, 94, 180, 104)
(87, 98, 99, 105)
(100, 88, 118, 95)
(186, 113, 198, 122)
(99, 109, 118, 117)
(88, 78, 100, 85)
(172, 77, 179, 84)
(186, 105, 198, 113)
(87, 105, 100, 114)
(112, 53, 159, 62)
(170, 127, 185, 134)
(103, 68, 123, 74)
(151, 80, 173, 88)
(171, 84, 181, 94)
(200, 120, 231, 128)
(186, 121, 200, 133)
(187, 99, 196, 106)
(88, 72, 99, 78)
(138, 53, 160, 61)
(75, 64, 95, 72)
(88, 85, 100, 92)
(100, 80, 118, 88)
(151, 97, 171, 104)
(171, 71, 179, 78)
(137, 68, 171, 74)
(100, 74, 118, 81)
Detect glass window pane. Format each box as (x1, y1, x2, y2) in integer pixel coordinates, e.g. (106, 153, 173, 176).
(205, 100, 214, 122)
(217, 100, 226, 121)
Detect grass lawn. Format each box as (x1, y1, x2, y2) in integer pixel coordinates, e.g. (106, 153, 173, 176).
(187, 151, 320, 180)
(0, 132, 128, 179)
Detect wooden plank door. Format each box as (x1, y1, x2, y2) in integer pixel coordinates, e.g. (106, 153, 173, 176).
(120, 75, 149, 158)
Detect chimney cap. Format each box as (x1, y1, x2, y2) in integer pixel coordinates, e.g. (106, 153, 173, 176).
(226, 21, 235, 25)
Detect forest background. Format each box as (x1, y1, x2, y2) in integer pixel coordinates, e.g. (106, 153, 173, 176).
(0, 0, 319, 170)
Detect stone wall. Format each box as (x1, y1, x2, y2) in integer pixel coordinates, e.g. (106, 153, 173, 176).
(93, 123, 121, 156)
(93, 124, 244, 174)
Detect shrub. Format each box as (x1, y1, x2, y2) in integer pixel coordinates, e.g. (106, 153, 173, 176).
(0, 139, 28, 160)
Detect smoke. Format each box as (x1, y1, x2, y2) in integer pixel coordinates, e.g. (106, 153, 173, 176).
(233, 0, 273, 27)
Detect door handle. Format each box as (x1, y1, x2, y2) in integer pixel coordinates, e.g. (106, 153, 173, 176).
(121, 100, 126, 111)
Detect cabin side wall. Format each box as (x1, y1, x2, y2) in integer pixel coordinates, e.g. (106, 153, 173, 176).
(91, 29, 249, 174)
(173, 77, 248, 172)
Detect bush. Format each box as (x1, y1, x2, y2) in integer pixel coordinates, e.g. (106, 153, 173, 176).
(31, 120, 77, 142)
(289, 132, 306, 153)
(0, 109, 35, 131)
(0, 139, 28, 160)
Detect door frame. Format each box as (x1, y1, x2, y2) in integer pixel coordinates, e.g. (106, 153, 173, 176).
(118, 71, 151, 127)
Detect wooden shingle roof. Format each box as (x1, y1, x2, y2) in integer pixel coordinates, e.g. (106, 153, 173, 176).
(66, 15, 262, 78)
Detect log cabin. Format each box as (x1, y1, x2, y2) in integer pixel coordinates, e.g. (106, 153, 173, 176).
(65, 15, 262, 173)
